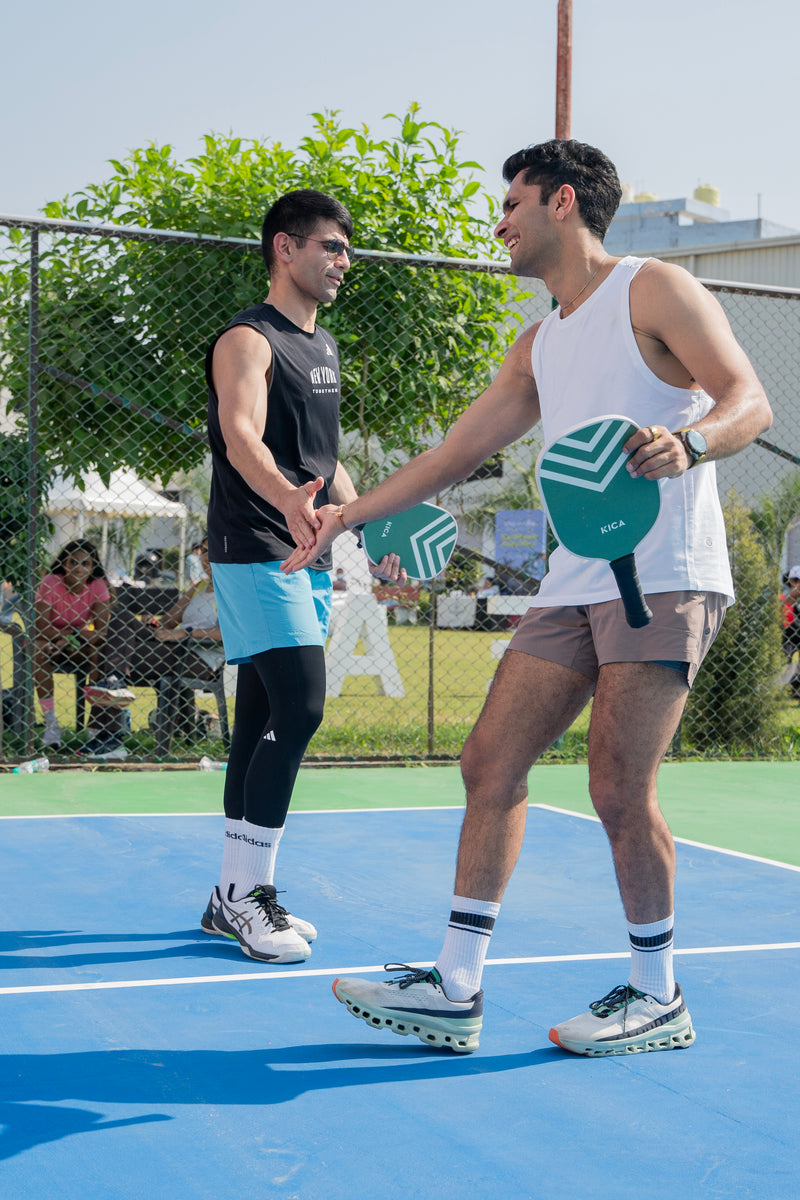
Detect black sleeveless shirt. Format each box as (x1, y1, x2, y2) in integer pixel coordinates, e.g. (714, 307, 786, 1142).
(205, 303, 341, 570)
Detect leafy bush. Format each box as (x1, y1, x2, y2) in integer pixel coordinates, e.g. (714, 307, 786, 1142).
(683, 490, 785, 754)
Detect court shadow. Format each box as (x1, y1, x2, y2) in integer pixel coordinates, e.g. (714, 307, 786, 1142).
(0, 928, 245, 972)
(0, 1102, 171, 1162)
(0, 1042, 561, 1160)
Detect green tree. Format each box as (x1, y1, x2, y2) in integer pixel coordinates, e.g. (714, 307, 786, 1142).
(0, 107, 525, 488)
(748, 469, 800, 572)
(683, 490, 785, 755)
(0, 431, 52, 604)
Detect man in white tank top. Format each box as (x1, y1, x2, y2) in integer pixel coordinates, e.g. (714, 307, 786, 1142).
(283, 140, 773, 1057)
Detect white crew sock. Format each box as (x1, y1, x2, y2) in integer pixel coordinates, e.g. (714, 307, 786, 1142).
(627, 914, 675, 1004)
(219, 818, 284, 900)
(434, 895, 501, 1001)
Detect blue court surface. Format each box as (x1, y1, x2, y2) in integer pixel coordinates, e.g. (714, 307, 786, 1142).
(1, 804, 798, 1200)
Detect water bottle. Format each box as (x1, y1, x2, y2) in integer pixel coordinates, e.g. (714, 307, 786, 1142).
(199, 755, 227, 771)
(13, 756, 51, 774)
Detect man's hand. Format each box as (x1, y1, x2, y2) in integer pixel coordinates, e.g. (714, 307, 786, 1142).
(625, 425, 691, 480)
(152, 627, 189, 643)
(280, 477, 325, 549)
(367, 555, 407, 585)
(281, 505, 343, 573)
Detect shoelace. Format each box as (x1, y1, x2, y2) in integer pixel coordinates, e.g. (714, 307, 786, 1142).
(382, 963, 438, 990)
(249, 886, 291, 931)
(589, 984, 645, 1018)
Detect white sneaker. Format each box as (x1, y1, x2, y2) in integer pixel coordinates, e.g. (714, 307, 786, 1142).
(201, 884, 316, 942)
(333, 964, 483, 1053)
(549, 982, 696, 1056)
(42, 721, 62, 749)
(212, 884, 311, 963)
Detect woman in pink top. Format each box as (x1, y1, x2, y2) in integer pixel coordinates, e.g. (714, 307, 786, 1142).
(34, 539, 112, 749)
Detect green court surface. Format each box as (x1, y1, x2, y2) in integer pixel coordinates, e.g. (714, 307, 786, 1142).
(2, 761, 798, 866)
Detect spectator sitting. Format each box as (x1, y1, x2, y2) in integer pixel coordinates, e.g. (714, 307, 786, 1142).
(81, 536, 223, 759)
(186, 541, 209, 585)
(332, 568, 348, 592)
(34, 539, 112, 750)
(782, 565, 800, 698)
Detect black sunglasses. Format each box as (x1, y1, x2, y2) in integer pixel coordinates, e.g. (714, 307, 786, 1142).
(287, 233, 354, 261)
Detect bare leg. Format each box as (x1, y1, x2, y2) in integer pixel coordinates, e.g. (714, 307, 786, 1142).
(456, 650, 595, 901)
(587, 662, 689, 923)
(33, 642, 56, 703)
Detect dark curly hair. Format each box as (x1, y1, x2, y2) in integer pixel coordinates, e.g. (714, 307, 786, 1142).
(49, 539, 108, 583)
(502, 139, 622, 240)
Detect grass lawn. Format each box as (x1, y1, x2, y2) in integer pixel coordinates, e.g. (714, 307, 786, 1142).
(3, 622, 797, 763)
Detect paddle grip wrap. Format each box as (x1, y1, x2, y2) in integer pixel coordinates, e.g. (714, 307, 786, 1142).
(610, 553, 653, 629)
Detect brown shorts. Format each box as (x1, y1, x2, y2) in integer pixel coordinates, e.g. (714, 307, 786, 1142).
(507, 591, 727, 687)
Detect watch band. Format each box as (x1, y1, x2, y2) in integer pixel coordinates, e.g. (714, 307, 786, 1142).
(673, 427, 707, 468)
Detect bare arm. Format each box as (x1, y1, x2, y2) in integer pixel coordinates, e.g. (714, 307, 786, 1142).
(34, 597, 65, 647)
(160, 584, 197, 629)
(212, 325, 324, 549)
(624, 261, 772, 476)
(281, 325, 542, 573)
(343, 324, 540, 525)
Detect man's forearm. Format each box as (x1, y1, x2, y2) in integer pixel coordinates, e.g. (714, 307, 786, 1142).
(692, 385, 772, 462)
(225, 435, 298, 511)
(339, 445, 472, 529)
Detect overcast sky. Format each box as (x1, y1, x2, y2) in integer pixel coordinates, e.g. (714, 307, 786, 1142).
(1, 0, 797, 234)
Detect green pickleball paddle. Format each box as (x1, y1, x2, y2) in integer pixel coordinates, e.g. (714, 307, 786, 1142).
(362, 502, 458, 581)
(535, 416, 661, 628)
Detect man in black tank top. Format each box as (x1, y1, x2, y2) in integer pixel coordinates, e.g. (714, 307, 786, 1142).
(201, 190, 403, 964)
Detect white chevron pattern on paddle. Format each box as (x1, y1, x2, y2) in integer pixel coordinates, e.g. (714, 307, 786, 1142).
(409, 513, 457, 578)
(539, 422, 632, 493)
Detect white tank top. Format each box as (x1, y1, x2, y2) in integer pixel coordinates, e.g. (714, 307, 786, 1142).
(529, 256, 734, 607)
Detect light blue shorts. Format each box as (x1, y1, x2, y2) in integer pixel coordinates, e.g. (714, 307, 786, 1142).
(211, 562, 333, 664)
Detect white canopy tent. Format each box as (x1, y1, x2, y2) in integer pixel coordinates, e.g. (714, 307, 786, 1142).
(45, 469, 189, 588)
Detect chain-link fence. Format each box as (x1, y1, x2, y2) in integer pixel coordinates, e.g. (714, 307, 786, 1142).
(1, 215, 799, 765)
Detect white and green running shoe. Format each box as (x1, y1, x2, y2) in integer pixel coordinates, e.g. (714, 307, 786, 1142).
(332, 964, 483, 1053)
(549, 982, 696, 1056)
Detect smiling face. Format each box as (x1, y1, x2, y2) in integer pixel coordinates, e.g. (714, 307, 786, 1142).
(494, 173, 558, 279)
(284, 220, 353, 305)
(62, 548, 95, 591)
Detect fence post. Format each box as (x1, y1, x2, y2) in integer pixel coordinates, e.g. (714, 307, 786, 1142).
(24, 229, 40, 756)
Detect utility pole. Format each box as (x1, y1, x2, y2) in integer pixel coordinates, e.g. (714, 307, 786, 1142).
(555, 0, 572, 139)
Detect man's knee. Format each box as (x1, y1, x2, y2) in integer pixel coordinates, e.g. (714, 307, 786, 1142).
(461, 727, 528, 808)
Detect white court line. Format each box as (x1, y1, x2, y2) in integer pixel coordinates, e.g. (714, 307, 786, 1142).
(534, 803, 800, 873)
(2, 943, 798, 997)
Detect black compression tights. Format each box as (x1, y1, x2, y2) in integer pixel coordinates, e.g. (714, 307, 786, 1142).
(222, 645, 326, 829)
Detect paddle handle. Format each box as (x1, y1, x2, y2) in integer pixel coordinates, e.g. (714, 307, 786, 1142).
(610, 553, 653, 629)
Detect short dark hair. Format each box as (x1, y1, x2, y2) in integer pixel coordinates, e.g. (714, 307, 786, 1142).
(261, 189, 354, 272)
(502, 139, 622, 240)
(49, 539, 107, 583)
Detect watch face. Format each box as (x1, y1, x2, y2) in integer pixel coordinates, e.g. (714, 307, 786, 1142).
(685, 429, 707, 459)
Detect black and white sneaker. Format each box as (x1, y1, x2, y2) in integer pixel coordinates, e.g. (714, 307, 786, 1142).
(549, 982, 696, 1056)
(211, 884, 311, 963)
(201, 886, 226, 935)
(333, 964, 483, 1053)
(76, 736, 128, 762)
(201, 884, 317, 942)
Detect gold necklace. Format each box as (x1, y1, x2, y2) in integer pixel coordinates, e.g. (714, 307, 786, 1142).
(559, 257, 608, 312)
